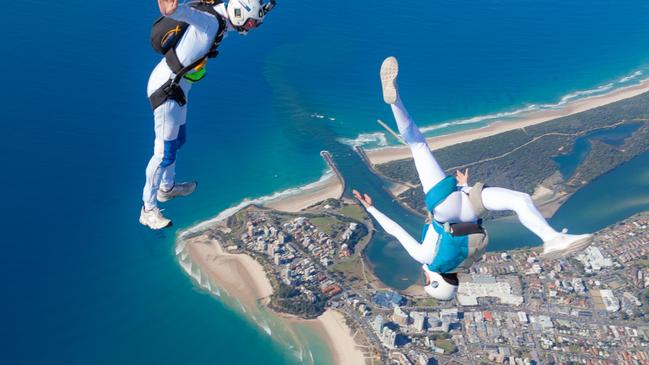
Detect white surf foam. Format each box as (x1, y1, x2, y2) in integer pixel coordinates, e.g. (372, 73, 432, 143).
(345, 68, 649, 150)
(258, 321, 272, 336)
(619, 70, 643, 83)
(179, 170, 336, 238)
(338, 132, 388, 148)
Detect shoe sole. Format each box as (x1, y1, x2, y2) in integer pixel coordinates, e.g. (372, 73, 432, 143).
(541, 236, 593, 261)
(380, 56, 399, 104)
(139, 216, 173, 230)
(157, 181, 198, 203)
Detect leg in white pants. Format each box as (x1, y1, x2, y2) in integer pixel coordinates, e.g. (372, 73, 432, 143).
(481, 187, 559, 242)
(391, 96, 464, 222)
(142, 100, 188, 210)
(391, 95, 560, 241)
(391, 96, 446, 192)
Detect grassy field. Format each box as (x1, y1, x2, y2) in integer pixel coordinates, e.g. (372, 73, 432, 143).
(330, 256, 368, 289)
(435, 339, 457, 354)
(340, 204, 366, 221)
(310, 216, 339, 236)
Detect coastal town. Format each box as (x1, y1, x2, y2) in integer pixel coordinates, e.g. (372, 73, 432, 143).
(186, 196, 649, 365)
(175, 90, 649, 365)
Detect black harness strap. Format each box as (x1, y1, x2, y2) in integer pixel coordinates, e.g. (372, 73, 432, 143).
(162, 5, 226, 75)
(149, 6, 227, 110)
(149, 80, 186, 110)
(448, 220, 485, 237)
(165, 51, 185, 75)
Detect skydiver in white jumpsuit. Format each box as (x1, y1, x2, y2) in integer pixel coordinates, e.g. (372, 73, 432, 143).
(353, 57, 592, 300)
(140, 0, 276, 229)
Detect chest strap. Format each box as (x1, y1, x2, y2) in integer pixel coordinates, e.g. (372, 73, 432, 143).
(164, 9, 227, 76)
(149, 8, 226, 111)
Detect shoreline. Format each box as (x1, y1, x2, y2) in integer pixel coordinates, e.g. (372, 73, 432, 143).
(264, 172, 343, 213)
(307, 310, 367, 365)
(182, 78, 649, 240)
(176, 75, 649, 365)
(365, 78, 649, 165)
(178, 234, 366, 365)
(183, 235, 273, 307)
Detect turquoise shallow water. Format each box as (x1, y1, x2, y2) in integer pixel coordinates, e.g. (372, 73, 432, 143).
(4, 0, 649, 363)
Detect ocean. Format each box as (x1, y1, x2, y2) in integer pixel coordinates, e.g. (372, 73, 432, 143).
(4, 0, 649, 363)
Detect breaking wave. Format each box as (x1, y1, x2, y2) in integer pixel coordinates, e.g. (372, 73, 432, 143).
(179, 170, 336, 238)
(338, 132, 388, 148)
(346, 68, 649, 149)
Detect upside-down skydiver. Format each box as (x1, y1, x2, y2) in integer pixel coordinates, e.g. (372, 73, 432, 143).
(352, 57, 592, 300)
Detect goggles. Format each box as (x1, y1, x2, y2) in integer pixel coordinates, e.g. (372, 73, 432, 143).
(235, 18, 262, 33)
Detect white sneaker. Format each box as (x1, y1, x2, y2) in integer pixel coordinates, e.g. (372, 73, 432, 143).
(157, 181, 197, 203)
(139, 206, 172, 230)
(542, 230, 593, 260)
(380, 56, 399, 104)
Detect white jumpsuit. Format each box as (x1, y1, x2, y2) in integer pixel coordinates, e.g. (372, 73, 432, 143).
(142, 4, 231, 210)
(367, 95, 561, 265)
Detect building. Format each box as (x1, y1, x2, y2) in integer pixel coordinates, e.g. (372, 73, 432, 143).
(393, 306, 410, 326)
(517, 311, 529, 324)
(411, 311, 426, 332)
(600, 289, 621, 312)
(457, 276, 524, 306)
(577, 246, 613, 272)
(373, 315, 385, 333)
(382, 327, 397, 348)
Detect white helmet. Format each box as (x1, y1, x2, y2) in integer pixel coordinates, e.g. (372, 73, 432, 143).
(422, 265, 458, 301)
(227, 0, 265, 34)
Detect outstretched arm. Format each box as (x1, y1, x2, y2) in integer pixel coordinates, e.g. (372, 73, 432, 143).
(353, 190, 439, 264)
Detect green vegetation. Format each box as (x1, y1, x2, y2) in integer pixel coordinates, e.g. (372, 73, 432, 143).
(339, 204, 366, 221)
(376, 91, 649, 215)
(434, 338, 457, 354)
(430, 332, 451, 340)
(410, 297, 440, 308)
(271, 283, 326, 319)
(636, 257, 649, 268)
(330, 256, 366, 288)
(310, 216, 340, 236)
(568, 344, 581, 353)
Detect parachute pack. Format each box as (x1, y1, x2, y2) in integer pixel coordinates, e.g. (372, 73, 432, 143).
(148, 0, 227, 110)
(150, 0, 226, 62)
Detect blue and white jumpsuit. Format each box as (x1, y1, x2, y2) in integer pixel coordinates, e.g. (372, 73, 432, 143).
(368, 95, 561, 270)
(143, 3, 231, 210)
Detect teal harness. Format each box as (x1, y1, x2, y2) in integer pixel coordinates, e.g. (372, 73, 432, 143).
(421, 176, 470, 273)
(425, 176, 458, 212)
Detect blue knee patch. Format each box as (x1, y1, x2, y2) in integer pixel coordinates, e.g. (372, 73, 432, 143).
(177, 125, 187, 149)
(161, 140, 179, 168)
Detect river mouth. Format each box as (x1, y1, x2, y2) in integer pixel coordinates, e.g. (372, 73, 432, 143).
(363, 148, 649, 290)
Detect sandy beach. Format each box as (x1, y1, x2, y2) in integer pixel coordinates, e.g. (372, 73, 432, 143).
(180, 235, 367, 365)
(177, 74, 649, 365)
(183, 235, 273, 306)
(264, 173, 344, 213)
(366, 79, 649, 165)
(310, 310, 368, 365)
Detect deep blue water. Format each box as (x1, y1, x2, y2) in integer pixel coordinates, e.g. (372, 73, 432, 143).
(4, 0, 649, 363)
